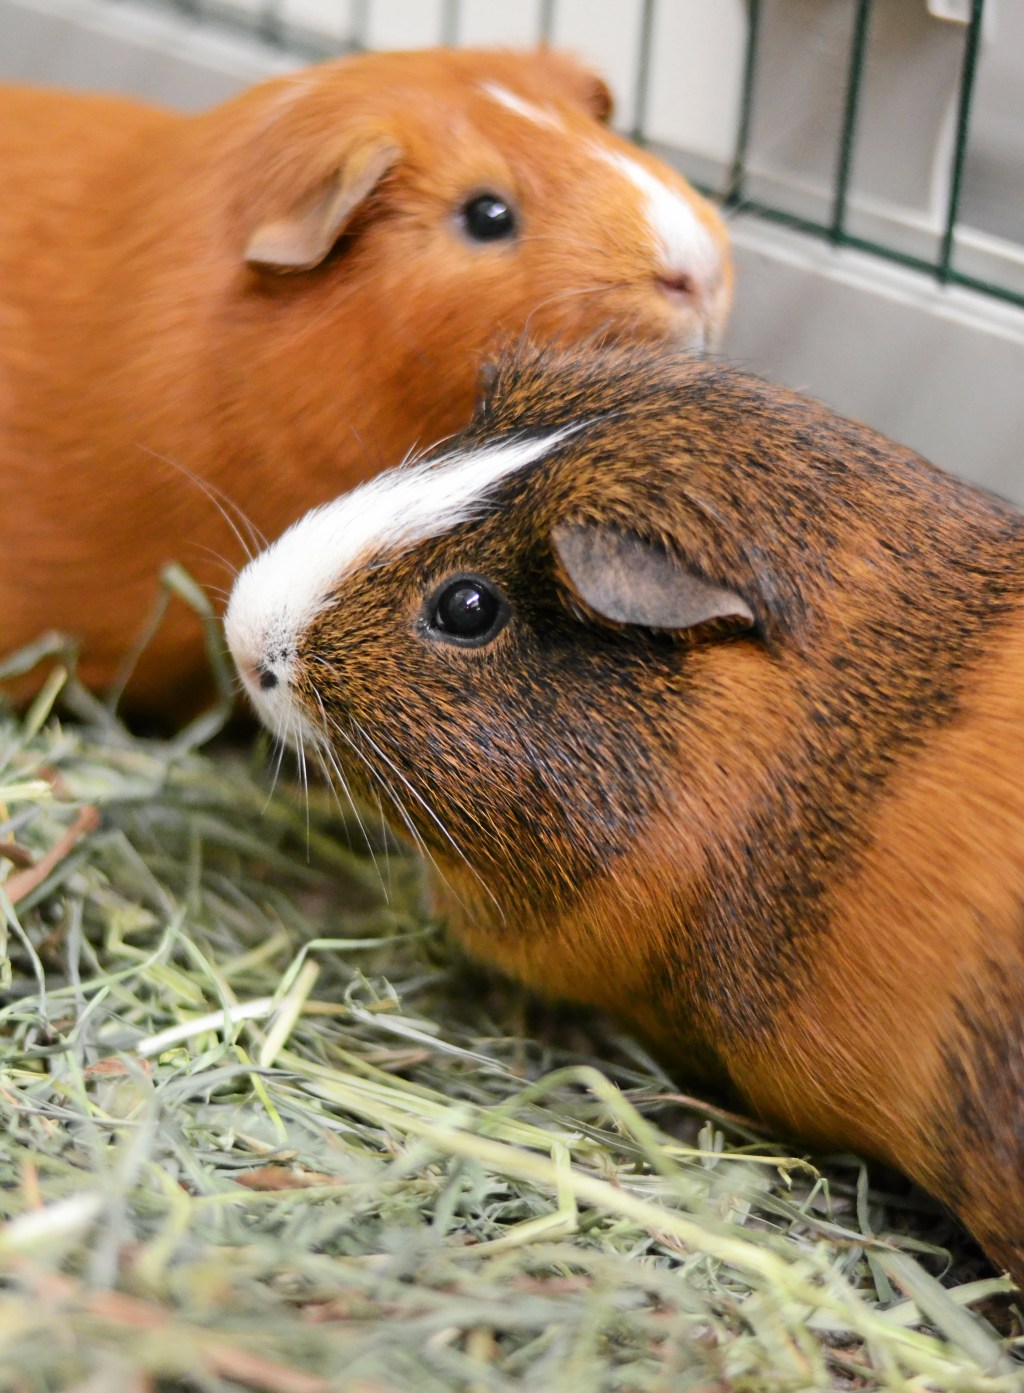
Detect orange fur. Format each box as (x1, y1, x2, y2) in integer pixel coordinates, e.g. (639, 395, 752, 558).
(740, 616, 1024, 1272)
(0, 50, 729, 715)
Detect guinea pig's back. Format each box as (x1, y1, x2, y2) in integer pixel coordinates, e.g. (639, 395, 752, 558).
(0, 86, 188, 684)
(0, 85, 175, 230)
(0, 84, 180, 376)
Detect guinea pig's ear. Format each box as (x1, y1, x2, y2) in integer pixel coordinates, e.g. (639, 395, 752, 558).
(552, 521, 754, 639)
(244, 136, 400, 273)
(538, 51, 614, 123)
(572, 70, 613, 123)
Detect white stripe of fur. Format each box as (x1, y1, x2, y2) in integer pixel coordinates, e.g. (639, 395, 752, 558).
(595, 147, 720, 286)
(225, 426, 576, 710)
(480, 81, 564, 130)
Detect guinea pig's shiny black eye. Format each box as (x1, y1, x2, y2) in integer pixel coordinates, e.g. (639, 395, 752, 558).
(426, 574, 509, 647)
(460, 193, 517, 243)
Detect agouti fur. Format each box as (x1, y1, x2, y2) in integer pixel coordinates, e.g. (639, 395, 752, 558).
(226, 342, 1024, 1282)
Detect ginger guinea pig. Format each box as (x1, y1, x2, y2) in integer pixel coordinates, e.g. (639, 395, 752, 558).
(0, 48, 728, 716)
(226, 341, 1024, 1283)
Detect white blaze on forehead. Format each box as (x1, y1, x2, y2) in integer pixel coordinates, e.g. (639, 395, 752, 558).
(480, 81, 565, 131)
(225, 425, 576, 687)
(596, 147, 721, 285)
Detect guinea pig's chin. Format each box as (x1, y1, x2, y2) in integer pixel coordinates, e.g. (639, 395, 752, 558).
(683, 323, 710, 355)
(672, 311, 715, 356)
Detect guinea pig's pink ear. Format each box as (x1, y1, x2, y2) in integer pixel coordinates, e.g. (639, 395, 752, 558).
(552, 521, 754, 638)
(539, 52, 614, 123)
(580, 73, 614, 124)
(243, 137, 400, 273)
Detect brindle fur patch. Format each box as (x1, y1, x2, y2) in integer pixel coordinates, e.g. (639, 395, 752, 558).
(288, 342, 1024, 1279)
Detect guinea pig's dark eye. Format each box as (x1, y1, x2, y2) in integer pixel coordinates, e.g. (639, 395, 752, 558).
(460, 193, 517, 243)
(426, 574, 509, 647)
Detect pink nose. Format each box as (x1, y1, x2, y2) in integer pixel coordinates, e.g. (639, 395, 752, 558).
(236, 658, 280, 695)
(657, 270, 697, 302)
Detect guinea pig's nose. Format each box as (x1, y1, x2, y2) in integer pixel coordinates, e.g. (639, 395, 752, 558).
(657, 263, 726, 351)
(235, 654, 278, 694)
(657, 270, 697, 304)
(245, 661, 280, 692)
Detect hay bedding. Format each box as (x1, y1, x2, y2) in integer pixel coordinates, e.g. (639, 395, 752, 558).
(0, 658, 1022, 1392)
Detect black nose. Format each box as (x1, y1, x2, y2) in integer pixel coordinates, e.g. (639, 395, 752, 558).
(258, 667, 279, 691)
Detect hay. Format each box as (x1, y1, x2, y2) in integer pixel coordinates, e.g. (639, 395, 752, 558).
(1, 664, 1022, 1392)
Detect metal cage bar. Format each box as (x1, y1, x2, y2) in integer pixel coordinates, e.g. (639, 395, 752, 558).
(351, 0, 370, 52)
(441, 0, 460, 50)
(631, 0, 656, 146)
(538, 0, 557, 48)
(939, 0, 985, 282)
(830, 0, 873, 243)
(727, 0, 1021, 309)
(726, 0, 762, 207)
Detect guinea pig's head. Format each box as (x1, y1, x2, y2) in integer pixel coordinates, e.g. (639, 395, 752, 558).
(225, 47, 730, 386)
(228, 341, 1016, 1021)
(226, 341, 901, 928)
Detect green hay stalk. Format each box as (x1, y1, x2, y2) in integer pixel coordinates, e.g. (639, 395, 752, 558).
(0, 664, 1021, 1391)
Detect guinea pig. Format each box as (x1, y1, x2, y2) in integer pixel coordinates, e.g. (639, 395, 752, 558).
(226, 341, 1024, 1284)
(0, 48, 729, 716)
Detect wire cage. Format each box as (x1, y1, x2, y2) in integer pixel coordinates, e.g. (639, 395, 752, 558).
(732, 0, 1020, 307)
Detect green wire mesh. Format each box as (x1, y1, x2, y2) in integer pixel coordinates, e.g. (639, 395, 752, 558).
(724, 0, 1020, 307)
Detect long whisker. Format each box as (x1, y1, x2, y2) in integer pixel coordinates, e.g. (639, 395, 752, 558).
(311, 741, 391, 905)
(378, 787, 453, 912)
(346, 717, 505, 923)
(308, 681, 390, 901)
(262, 703, 291, 812)
(135, 445, 266, 563)
(521, 281, 630, 340)
(183, 543, 251, 586)
(293, 712, 312, 857)
(338, 722, 470, 921)
(373, 788, 394, 899)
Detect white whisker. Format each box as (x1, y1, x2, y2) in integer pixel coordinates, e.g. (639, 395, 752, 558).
(184, 544, 248, 586)
(262, 704, 290, 812)
(338, 719, 470, 921)
(294, 713, 312, 857)
(521, 281, 630, 340)
(135, 445, 266, 563)
(347, 716, 505, 924)
(308, 681, 390, 902)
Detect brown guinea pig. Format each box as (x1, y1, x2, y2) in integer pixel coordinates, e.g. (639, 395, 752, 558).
(226, 341, 1024, 1283)
(0, 48, 729, 716)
